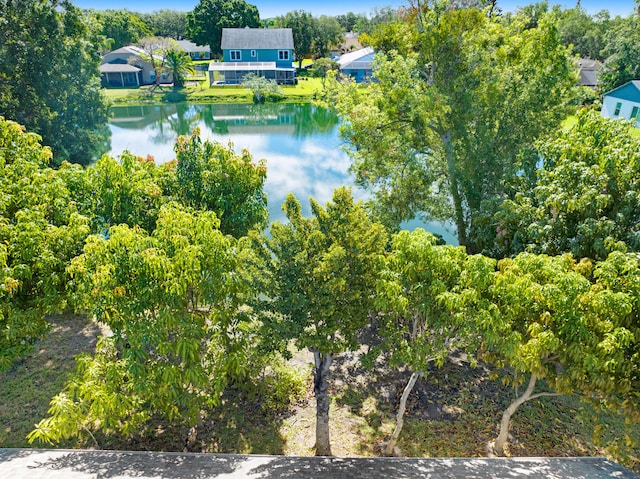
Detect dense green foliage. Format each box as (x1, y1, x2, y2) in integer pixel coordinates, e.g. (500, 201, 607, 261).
(259, 188, 387, 455)
(29, 204, 259, 444)
(332, 2, 576, 250)
(173, 128, 268, 237)
(0, 119, 90, 371)
(484, 111, 640, 260)
(93, 9, 151, 50)
(186, 0, 260, 56)
(1, 0, 638, 463)
(0, 0, 109, 165)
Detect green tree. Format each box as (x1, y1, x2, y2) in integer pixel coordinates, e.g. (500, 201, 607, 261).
(260, 188, 387, 455)
(311, 58, 339, 87)
(598, 14, 640, 93)
(94, 9, 151, 50)
(28, 203, 258, 445)
(482, 252, 639, 456)
(142, 9, 188, 39)
(374, 229, 494, 455)
(0, 118, 90, 371)
(555, 6, 605, 59)
(186, 0, 260, 56)
(331, 3, 576, 250)
(0, 0, 110, 165)
(164, 49, 195, 87)
(60, 152, 168, 234)
(173, 128, 268, 237)
(274, 10, 316, 69)
(312, 16, 343, 58)
(488, 110, 640, 260)
(137, 36, 179, 87)
(240, 73, 284, 103)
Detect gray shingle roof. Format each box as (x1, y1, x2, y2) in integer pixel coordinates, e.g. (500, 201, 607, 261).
(221, 28, 293, 50)
(176, 40, 210, 54)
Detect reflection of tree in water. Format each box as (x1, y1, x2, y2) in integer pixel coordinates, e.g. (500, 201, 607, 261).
(199, 103, 338, 138)
(109, 102, 340, 149)
(149, 103, 203, 145)
(293, 103, 339, 138)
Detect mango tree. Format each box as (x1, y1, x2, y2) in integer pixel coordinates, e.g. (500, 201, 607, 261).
(375, 228, 495, 455)
(489, 110, 640, 260)
(172, 128, 268, 237)
(29, 203, 258, 445)
(483, 252, 639, 455)
(261, 187, 387, 455)
(0, 118, 89, 370)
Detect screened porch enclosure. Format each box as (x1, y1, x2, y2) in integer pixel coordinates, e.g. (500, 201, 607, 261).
(208, 62, 296, 85)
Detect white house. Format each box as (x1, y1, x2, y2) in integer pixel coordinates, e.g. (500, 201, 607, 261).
(601, 80, 640, 127)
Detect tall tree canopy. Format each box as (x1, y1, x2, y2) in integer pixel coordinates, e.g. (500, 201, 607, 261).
(29, 203, 259, 445)
(186, 0, 260, 56)
(0, 0, 110, 165)
(598, 13, 640, 93)
(274, 10, 316, 69)
(141, 9, 188, 39)
(93, 9, 151, 50)
(331, 2, 576, 251)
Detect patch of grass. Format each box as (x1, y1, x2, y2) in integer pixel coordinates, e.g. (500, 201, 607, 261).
(102, 78, 324, 105)
(0, 314, 101, 448)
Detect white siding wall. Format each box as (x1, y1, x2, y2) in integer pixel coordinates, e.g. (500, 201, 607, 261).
(601, 96, 640, 127)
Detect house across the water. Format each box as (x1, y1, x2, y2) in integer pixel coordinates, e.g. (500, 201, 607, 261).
(338, 46, 375, 83)
(601, 80, 640, 127)
(100, 46, 170, 87)
(208, 28, 296, 85)
(176, 40, 211, 60)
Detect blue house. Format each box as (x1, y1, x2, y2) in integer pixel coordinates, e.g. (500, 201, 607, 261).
(209, 28, 296, 85)
(338, 46, 375, 83)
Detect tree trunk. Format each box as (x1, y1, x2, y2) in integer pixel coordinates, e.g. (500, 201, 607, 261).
(313, 351, 333, 456)
(385, 371, 423, 456)
(493, 374, 559, 456)
(441, 131, 467, 248)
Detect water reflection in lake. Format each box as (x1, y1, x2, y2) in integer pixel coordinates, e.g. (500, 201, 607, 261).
(108, 102, 456, 243)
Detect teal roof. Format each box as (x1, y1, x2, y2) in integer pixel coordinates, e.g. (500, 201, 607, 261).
(603, 80, 640, 103)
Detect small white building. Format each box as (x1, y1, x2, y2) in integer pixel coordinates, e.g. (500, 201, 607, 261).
(601, 80, 640, 127)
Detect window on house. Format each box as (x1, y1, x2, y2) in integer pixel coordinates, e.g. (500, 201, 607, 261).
(251, 50, 256, 58)
(614, 102, 622, 116)
(631, 106, 639, 121)
(278, 50, 289, 61)
(230, 50, 241, 61)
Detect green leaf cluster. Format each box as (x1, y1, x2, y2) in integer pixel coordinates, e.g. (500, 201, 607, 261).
(0, 118, 90, 371)
(490, 110, 640, 260)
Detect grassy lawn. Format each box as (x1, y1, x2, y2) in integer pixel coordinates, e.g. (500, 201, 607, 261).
(103, 77, 324, 105)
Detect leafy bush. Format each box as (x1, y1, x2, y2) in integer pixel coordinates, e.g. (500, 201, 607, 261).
(240, 73, 284, 104)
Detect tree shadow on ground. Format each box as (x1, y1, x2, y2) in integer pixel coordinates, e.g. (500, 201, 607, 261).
(0, 314, 102, 448)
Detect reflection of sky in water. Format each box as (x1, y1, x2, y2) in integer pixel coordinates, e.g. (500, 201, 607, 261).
(108, 104, 456, 243)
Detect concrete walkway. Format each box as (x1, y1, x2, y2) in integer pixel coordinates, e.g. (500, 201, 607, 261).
(0, 449, 638, 479)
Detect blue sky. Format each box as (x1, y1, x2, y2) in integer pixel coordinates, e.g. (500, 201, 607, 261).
(73, 0, 637, 18)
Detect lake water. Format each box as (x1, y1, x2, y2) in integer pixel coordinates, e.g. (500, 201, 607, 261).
(108, 102, 457, 243)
